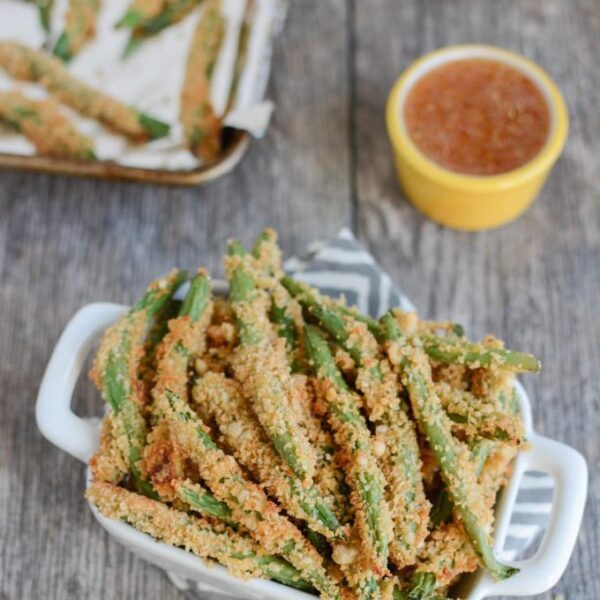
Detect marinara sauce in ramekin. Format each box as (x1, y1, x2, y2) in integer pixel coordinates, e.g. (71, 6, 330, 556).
(386, 45, 568, 230)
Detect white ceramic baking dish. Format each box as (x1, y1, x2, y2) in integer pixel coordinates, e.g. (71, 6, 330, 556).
(36, 284, 588, 599)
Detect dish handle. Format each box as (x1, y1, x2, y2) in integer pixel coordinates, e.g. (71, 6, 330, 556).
(486, 432, 588, 597)
(36, 303, 127, 464)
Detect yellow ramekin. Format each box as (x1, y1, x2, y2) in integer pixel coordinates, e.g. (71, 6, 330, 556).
(386, 45, 569, 231)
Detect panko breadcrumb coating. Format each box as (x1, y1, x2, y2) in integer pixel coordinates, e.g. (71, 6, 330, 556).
(227, 246, 318, 485)
(342, 315, 430, 568)
(180, 0, 224, 162)
(480, 443, 518, 510)
(160, 402, 343, 599)
(416, 521, 479, 587)
(194, 371, 344, 539)
(88, 482, 280, 581)
(232, 340, 319, 483)
(89, 413, 128, 484)
(416, 441, 517, 590)
(0, 42, 169, 141)
(437, 382, 525, 445)
(118, 0, 166, 25)
(308, 329, 393, 581)
(142, 420, 189, 501)
(90, 269, 186, 496)
(54, 0, 101, 61)
(0, 91, 95, 160)
(85, 230, 536, 599)
(288, 374, 351, 522)
(283, 280, 430, 570)
(147, 272, 342, 599)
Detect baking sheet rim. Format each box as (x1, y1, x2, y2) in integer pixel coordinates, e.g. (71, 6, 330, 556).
(0, 128, 251, 186)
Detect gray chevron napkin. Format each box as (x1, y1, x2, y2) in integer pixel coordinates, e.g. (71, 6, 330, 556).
(172, 228, 553, 599)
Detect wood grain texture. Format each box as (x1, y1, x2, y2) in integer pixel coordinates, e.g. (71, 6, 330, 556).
(0, 1, 351, 599)
(353, 1, 599, 599)
(0, 0, 598, 599)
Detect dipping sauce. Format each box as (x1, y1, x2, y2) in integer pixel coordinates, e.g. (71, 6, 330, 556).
(404, 59, 551, 176)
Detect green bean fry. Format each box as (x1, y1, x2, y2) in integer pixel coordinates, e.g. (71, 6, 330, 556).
(0, 90, 96, 160)
(54, 0, 101, 62)
(0, 42, 170, 141)
(87, 230, 536, 599)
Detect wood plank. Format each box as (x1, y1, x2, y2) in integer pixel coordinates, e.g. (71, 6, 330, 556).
(353, 1, 600, 598)
(1, 0, 598, 598)
(0, 1, 351, 598)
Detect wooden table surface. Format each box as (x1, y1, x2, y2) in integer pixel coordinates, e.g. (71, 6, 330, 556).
(0, 1, 598, 598)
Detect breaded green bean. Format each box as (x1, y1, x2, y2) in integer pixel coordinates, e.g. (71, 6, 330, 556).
(0, 91, 96, 160)
(178, 481, 327, 597)
(117, 0, 168, 28)
(53, 0, 101, 62)
(150, 269, 214, 412)
(479, 443, 517, 511)
(150, 272, 341, 599)
(470, 348, 522, 412)
(289, 372, 353, 524)
(304, 325, 392, 589)
(251, 229, 305, 370)
(429, 439, 492, 527)
(338, 311, 540, 375)
(142, 417, 236, 527)
(89, 412, 129, 484)
(251, 227, 283, 279)
(175, 480, 235, 524)
(381, 311, 517, 581)
(269, 288, 301, 363)
(282, 278, 390, 418)
(421, 334, 540, 373)
(226, 242, 318, 485)
(142, 418, 194, 496)
(180, 0, 224, 162)
(141, 272, 237, 527)
(394, 571, 447, 600)
(0, 42, 170, 140)
(416, 443, 516, 590)
(86, 481, 315, 591)
(121, 0, 202, 56)
(382, 576, 448, 600)
(158, 389, 342, 598)
(249, 230, 351, 523)
(373, 409, 430, 568)
(437, 383, 525, 445)
(89, 269, 187, 497)
(415, 521, 479, 590)
(25, 0, 54, 33)
(284, 278, 429, 568)
(194, 371, 344, 539)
